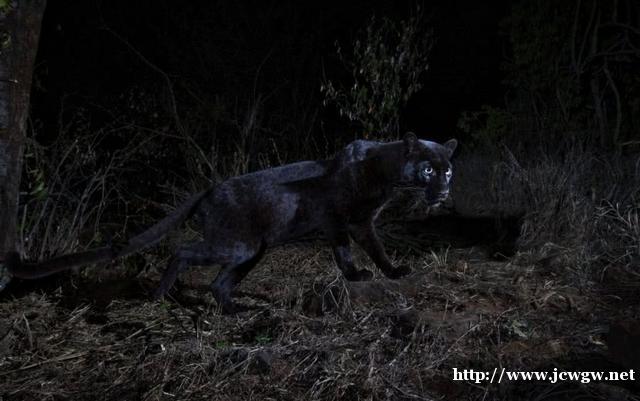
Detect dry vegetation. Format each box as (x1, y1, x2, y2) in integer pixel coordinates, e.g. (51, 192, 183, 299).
(2, 236, 639, 400)
(2, 120, 639, 400)
(452, 143, 640, 276)
(3, 2, 639, 399)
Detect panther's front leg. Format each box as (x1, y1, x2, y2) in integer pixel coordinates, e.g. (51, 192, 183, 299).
(324, 223, 373, 281)
(348, 220, 411, 279)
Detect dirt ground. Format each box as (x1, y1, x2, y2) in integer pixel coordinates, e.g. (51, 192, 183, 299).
(1, 242, 639, 401)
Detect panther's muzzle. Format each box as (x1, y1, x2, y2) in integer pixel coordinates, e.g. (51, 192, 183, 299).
(426, 190, 449, 206)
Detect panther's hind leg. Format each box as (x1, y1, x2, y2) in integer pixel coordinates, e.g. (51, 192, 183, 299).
(210, 242, 266, 314)
(153, 242, 218, 300)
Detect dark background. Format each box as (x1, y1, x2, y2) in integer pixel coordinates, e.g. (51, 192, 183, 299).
(22, 0, 640, 260)
(32, 0, 508, 145)
(4, 2, 640, 400)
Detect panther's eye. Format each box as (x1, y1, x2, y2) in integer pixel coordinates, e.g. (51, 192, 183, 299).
(424, 167, 433, 175)
(446, 167, 452, 177)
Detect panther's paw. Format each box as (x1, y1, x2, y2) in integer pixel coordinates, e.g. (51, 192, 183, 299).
(355, 268, 374, 281)
(383, 265, 412, 279)
(345, 268, 373, 281)
(152, 287, 169, 301)
(220, 301, 254, 315)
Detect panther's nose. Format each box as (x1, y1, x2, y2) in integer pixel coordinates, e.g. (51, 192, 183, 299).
(425, 190, 450, 206)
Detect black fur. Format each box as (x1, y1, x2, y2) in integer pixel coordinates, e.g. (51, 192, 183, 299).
(4, 133, 457, 314)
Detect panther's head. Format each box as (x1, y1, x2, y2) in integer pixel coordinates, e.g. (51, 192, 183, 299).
(400, 132, 458, 206)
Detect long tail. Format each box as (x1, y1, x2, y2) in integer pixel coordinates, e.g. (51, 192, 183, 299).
(4, 189, 211, 279)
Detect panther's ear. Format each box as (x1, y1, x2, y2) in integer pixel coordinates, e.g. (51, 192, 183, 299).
(443, 139, 458, 158)
(403, 132, 419, 155)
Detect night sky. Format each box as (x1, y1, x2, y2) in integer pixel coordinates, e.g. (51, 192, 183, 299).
(32, 0, 510, 145)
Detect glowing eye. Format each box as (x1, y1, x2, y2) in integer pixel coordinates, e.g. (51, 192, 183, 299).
(424, 167, 433, 175)
(446, 168, 452, 177)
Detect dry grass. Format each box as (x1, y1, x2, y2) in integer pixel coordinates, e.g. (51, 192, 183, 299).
(453, 143, 640, 280)
(1, 241, 637, 401)
(6, 107, 640, 400)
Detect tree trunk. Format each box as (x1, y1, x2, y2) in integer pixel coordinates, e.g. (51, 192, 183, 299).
(0, 1, 47, 262)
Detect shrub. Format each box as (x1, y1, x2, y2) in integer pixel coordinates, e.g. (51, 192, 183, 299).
(321, 8, 433, 137)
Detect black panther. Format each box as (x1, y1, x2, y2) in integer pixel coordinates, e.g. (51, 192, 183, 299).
(4, 133, 457, 313)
